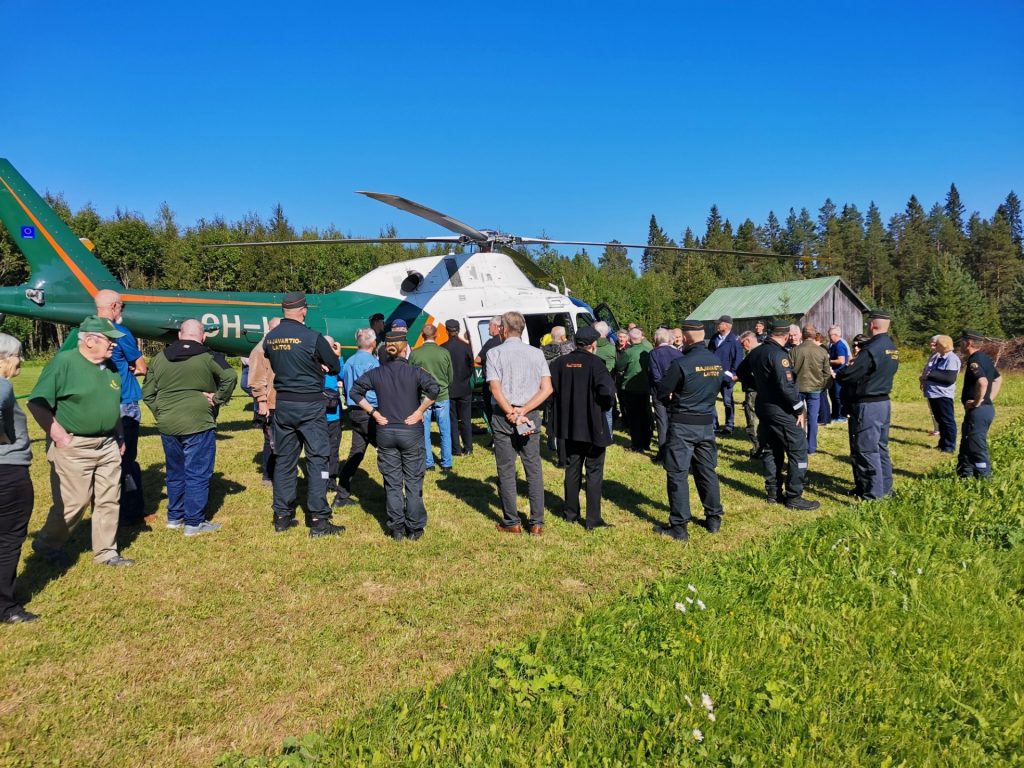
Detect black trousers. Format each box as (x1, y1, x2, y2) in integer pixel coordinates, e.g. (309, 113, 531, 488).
(652, 396, 670, 451)
(621, 391, 652, 450)
(337, 408, 376, 499)
(714, 383, 736, 430)
(376, 427, 427, 534)
(665, 421, 722, 527)
(0, 465, 33, 619)
(326, 419, 342, 478)
(757, 405, 809, 500)
(563, 440, 606, 527)
(119, 413, 145, 523)
(272, 399, 331, 521)
(449, 396, 474, 454)
(957, 404, 994, 479)
(261, 411, 276, 482)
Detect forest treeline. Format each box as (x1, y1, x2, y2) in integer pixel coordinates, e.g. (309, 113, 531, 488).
(1, 183, 1022, 355)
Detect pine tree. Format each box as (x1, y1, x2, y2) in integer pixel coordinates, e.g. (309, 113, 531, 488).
(757, 211, 782, 253)
(641, 215, 672, 273)
(967, 211, 1020, 307)
(1003, 273, 1024, 336)
(907, 253, 997, 343)
(598, 240, 633, 275)
(944, 183, 965, 234)
(862, 202, 896, 305)
(997, 190, 1022, 247)
(837, 203, 864, 285)
(817, 198, 840, 273)
(891, 194, 932, 291)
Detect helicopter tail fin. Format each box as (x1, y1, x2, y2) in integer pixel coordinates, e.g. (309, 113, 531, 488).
(0, 159, 121, 311)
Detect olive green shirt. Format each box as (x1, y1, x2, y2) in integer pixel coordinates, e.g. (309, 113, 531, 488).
(30, 349, 121, 436)
(596, 337, 616, 373)
(615, 340, 653, 394)
(409, 341, 453, 402)
(790, 342, 832, 393)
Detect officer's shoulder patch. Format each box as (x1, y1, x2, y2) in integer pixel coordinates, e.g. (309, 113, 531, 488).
(781, 358, 790, 368)
(970, 361, 980, 370)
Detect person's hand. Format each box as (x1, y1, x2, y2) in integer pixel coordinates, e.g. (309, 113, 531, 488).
(964, 399, 976, 410)
(403, 411, 423, 426)
(796, 412, 806, 429)
(373, 411, 390, 426)
(505, 407, 520, 424)
(118, 441, 126, 457)
(203, 392, 217, 407)
(258, 401, 270, 417)
(50, 424, 73, 449)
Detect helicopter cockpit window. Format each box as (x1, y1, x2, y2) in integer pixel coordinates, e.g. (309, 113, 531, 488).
(476, 320, 491, 349)
(575, 313, 595, 329)
(524, 313, 573, 349)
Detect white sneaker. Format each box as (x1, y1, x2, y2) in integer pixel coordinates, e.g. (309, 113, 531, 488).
(166, 519, 185, 530)
(183, 522, 221, 537)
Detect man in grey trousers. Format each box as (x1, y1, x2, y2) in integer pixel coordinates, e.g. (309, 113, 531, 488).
(486, 311, 553, 536)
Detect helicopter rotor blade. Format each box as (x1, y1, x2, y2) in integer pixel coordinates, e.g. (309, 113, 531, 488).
(205, 236, 461, 249)
(517, 237, 797, 260)
(493, 244, 553, 285)
(357, 191, 490, 243)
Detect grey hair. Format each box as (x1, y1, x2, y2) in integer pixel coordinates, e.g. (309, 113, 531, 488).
(490, 315, 504, 327)
(739, 330, 757, 342)
(654, 327, 673, 345)
(829, 325, 842, 336)
(593, 321, 610, 337)
(628, 327, 644, 344)
(355, 328, 376, 348)
(550, 326, 566, 343)
(0, 333, 23, 361)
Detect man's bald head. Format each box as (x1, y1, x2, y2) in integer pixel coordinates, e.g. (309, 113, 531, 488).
(94, 289, 123, 321)
(268, 317, 281, 331)
(179, 319, 205, 342)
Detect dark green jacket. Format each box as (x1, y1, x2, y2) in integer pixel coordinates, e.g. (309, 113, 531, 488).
(409, 342, 453, 402)
(595, 338, 616, 373)
(143, 340, 237, 436)
(615, 340, 653, 394)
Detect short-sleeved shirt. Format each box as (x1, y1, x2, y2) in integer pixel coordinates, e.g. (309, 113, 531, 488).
(963, 351, 1000, 406)
(344, 349, 379, 407)
(61, 323, 143, 404)
(922, 352, 961, 400)
(30, 349, 121, 436)
(828, 338, 851, 371)
(486, 337, 550, 407)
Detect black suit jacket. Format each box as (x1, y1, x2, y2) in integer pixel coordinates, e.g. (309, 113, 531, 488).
(549, 349, 616, 447)
(442, 337, 475, 399)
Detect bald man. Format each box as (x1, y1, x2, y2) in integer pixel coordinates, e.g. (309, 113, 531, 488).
(143, 319, 237, 536)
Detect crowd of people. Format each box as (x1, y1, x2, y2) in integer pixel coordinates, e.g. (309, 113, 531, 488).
(0, 290, 1004, 625)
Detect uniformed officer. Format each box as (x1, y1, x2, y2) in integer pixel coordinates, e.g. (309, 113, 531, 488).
(263, 292, 344, 537)
(655, 319, 726, 541)
(957, 330, 1002, 479)
(736, 319, 819, 511)
(835, 309, 899, 500)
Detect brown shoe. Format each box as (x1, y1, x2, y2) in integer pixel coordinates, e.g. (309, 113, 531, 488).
(496, 523, 522, 534)
(529, 524, 543, 537)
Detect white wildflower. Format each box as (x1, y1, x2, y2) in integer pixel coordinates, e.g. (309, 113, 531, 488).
(692, 728, 704, 742)
(961, 561, 968, 570)
(701, 693, 715, 712)
(916, 567, 923, 575)
(684, 694, 693, 708)
(889, 569, 897, 577)
(686, 596, 694, 604)
(708, 712, 716, 722)
(696, 599, 706, 611)
(688, 584, 698, 593)
(674, 602, 687, 613)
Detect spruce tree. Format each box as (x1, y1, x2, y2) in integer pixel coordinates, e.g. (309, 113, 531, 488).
(998, 191, 1022, 247)
(908, 253, 997, 343)
(757, 211, 782, 253)
(944, 183, 965, 234)
(641, 215, 673, 273)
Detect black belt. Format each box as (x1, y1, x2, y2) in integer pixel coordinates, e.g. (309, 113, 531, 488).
(852, 395, 889, 404)
(276, 391, 325, 403)
(670, 412, 714, 425)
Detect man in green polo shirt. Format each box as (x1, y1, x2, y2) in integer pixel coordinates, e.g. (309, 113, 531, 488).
(409, 323, 454, 471)
(28, 316, 134, 567)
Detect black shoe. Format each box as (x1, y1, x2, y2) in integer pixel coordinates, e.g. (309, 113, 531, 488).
(749, 447, 764, 459)
(407, 529, 424, 541)
(391, 528, 406, 541)
(766, 493, 783, 505)
(102, 555, 135, 567)
(652, 452, 664, 465)
(273, 517, 299, 533)
(784, 496, 821, 511)
(426, 465, 436, 472)
(2, 606, 40, 624)
(700, 516, 722, 534)
(310, 521, 346, 538)
(332, 494, 354, 509)
(440, 466, 452, 474)
(586, 520, 615, 531)
(654, 524, 689, 542)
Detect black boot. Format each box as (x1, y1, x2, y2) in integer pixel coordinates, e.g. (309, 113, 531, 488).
(310, 519, 346, 538)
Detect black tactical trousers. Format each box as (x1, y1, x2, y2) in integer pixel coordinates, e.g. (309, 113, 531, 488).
(563, 440, 606, 527)
(665, 421, 722, 528)
(272, 399, 331, 521)
(757, 405, 808, 500)
(376, 427, 427, 534)
(957, 404, 994, 479)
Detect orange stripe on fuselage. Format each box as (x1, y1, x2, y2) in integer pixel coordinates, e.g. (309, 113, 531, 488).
(121, 294, 280, 307)
(0, 174, 101, 296)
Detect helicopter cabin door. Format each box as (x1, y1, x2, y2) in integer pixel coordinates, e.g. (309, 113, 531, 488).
(592, 302, 620, 332)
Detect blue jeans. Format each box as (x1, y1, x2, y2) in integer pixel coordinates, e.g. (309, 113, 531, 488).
(423, 400, 452, 469)
(801, 391, 821, 453)
(161, 430, 217, 526)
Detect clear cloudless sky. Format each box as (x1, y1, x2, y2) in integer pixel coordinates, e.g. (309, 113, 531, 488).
(2, 0, 1022, 263)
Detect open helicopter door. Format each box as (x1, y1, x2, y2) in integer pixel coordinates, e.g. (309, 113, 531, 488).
(592, 302, 620, 332)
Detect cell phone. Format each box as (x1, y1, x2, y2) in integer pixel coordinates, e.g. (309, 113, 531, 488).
(516, 419, 535, 435)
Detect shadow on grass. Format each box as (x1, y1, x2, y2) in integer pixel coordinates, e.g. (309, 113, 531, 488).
(436, 472, 502, 524)
(602, 478, 667, 526)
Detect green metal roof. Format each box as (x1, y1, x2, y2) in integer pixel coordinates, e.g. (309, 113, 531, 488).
(690, 276, 867, 320)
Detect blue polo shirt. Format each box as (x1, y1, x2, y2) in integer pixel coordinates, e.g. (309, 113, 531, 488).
(111, 322, 143, 405)
(344, 349, 379, 408)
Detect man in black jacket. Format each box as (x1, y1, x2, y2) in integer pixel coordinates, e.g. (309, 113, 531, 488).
(264, 292, 343, 537)
(548, 327, 616, 530)
(443, 319, 475, 456)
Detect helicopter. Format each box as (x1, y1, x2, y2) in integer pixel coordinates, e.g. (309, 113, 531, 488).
(0, 158, 792, 358)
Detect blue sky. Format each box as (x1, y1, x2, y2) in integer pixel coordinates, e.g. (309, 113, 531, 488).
(3, 1, 1022, 258)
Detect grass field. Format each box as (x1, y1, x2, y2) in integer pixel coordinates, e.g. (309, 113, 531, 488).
(1, 356, 1020, 766)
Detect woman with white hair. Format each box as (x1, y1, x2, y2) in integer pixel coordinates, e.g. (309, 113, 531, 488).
(920, 334, 960, 453)
(0, 333, 36, 624)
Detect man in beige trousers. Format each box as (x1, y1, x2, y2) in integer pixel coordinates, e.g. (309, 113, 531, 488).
(28, 316, 134, 567)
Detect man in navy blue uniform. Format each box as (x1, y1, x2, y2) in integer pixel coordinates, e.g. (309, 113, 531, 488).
(264, 292, 343, 537)
(656, 319, 727, 541)
(836, 310, 900, 500)
(737, 319, 820, 511)
(648, 327, 683, 464)
(707, 315, 743, 435)
(957, 330, 1002, 480)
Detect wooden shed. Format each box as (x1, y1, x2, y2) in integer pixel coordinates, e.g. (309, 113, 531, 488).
(690, 276, 869, 337)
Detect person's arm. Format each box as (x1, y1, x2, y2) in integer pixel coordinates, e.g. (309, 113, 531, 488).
(990, 371, 1003, 402)
(249, 352, 272, 416)
(315, 334, 341, 375)
(836, 347, 870, 386)
(0, 380, 14, 445)
(820, 350, 832, 386)
(28, 399, 74, 448)
(405, 368, 440, 425)
(966, 376, 990, 409)
(830, 343, 847, 367)
(657, 360, 682, 400)
(210, 355, 238, 406)
(141, 362, 159, 418)
(351, 371, 389, 426)
(517, 376, 553, 421)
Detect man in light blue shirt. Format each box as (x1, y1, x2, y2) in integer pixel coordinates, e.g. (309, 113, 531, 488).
(336, 328, 379, 507)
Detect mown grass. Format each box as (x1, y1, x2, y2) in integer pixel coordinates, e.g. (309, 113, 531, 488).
(0, 354, 1020, 767)
(219, 417, 1024, 767)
